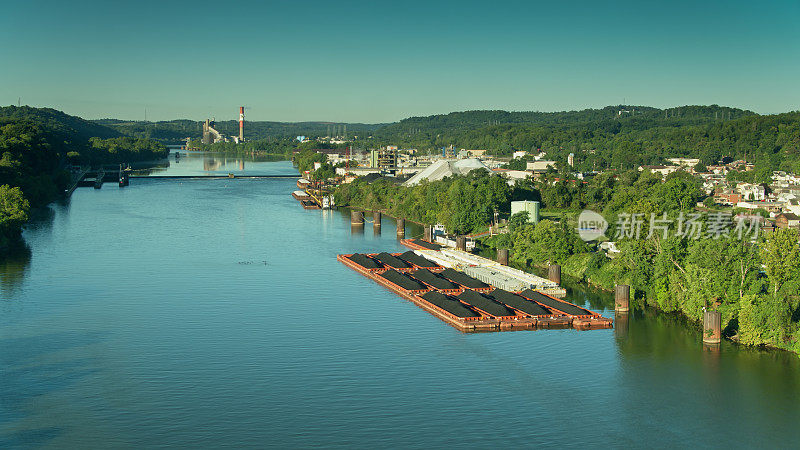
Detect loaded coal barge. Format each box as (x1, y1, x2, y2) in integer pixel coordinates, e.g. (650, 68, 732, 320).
(338, 249, 612, 332)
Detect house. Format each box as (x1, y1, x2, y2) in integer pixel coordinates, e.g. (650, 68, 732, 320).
(492, 168, 530, 185)
(760, 201, 787, 213)
(787, 199, 800, 216)
(706, 165, 728, 175)
(638, 165, 679, 176)
(737, 201, 785, 213)
(666, 158, 700, 168)
(775, 213, 800, 229)
(737, 183, 766, 201)
(714, 187, 741, 205)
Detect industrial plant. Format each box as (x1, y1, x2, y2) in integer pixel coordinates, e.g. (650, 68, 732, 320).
(201, 106, 246, 144)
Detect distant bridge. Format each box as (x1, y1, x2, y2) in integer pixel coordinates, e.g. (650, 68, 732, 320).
(67, 171, 298, 195)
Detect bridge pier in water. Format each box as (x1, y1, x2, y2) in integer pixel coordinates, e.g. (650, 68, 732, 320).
(548, 264, 561, 285)
(497, 248, 509, 265)
(615, 285, 630, 313)
(703, 310, 722, 344)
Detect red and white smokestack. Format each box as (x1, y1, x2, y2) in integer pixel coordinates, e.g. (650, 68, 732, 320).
(239, 106, 244, 141)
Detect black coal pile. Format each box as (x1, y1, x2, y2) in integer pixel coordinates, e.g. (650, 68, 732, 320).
(440, 268, 490, 289)
(520, 289, 591, 316)
(489, 289, 551, 316)
(379, 269, 428, 291)
(457, 290, 517, 317)
(372, 252, 411, 269)
(410, 239, 441, 250)
(410, 269, 460, 290)
(347, 253, 383, 269)
(420, 291, 481, 318)
(397, 251, 440, 268)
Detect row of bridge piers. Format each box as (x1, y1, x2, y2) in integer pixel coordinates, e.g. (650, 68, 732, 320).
(349, 208, 723, 346)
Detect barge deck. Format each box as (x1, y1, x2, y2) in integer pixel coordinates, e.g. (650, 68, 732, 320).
(338, 251, 612, 332)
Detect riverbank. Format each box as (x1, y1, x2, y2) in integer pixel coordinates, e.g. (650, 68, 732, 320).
(514, 249, 800, 356)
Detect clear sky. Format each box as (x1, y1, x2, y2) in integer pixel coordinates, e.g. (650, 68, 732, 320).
(1, 0, 798, 123)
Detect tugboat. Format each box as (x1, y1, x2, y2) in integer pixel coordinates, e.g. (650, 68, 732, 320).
(322, 195, 335, 210)
(94, 169, 104, 189)
(118, 164, 129, 187)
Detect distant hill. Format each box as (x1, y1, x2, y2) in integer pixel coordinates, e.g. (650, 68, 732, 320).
(94, 105, 759, 146)
(372, 105, 756, 143)
(11, 103, 794, 173)
(364, 105, 798, 172)
(0, 106, 121, 142)
(95, 119, 388, 144)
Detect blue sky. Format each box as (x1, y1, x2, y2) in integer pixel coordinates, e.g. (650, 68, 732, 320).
(1, 0, 798, 123)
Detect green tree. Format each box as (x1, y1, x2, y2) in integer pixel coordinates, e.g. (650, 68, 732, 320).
(760, 228, 800, 296)
(508, 211, 530, 232)
(694, 161, 707, 173)
(0, 185, 30, 247)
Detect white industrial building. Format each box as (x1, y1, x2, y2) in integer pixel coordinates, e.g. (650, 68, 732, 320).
(526, 160, 557, 172)
(403, 158, 490, 186)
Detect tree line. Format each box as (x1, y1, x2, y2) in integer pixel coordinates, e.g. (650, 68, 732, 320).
(372, 108, 800, 174)
(334, 170, 518, 235)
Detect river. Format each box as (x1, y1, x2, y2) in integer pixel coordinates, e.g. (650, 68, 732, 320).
(2, 153, 799, 448)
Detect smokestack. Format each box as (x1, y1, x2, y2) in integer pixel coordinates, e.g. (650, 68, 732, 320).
(239, 106, 244, 141)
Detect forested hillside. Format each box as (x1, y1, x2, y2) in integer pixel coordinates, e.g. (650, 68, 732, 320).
(370, 106, 800, 172)
(93, 105, 800, 174)
(0, 107, 167, 249)
(374, 105, 754, 140)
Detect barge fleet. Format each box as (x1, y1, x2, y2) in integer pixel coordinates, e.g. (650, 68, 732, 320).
(291, 179, 335, 210)
(338, 248, 611, 332)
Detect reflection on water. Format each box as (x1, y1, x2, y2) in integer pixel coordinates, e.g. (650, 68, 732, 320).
(0, 244, 31, 295)
(614, 311, 629, 340)
(136, 151, 292, 177)
(204, 157, 222, 171)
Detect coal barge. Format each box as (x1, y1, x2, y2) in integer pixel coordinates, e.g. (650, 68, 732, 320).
(338, 250, 611, 332)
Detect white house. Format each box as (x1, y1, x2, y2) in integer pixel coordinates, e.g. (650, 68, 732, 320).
(638, 165, 679, 176)
(666, 158, 700, 168)
(737, 183, 766, 201)
(787, 199, 800, 216)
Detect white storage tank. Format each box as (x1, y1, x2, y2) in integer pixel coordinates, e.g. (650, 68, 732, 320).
(511, 200, 540, 223)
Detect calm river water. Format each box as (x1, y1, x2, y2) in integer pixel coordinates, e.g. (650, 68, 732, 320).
(1, 153, 799, 448)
